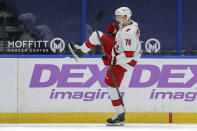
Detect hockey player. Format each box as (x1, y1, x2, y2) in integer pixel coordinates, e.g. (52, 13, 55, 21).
(68, 7, 142, 126)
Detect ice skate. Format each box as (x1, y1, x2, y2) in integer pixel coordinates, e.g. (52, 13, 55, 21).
(68, 42, 85, 62)
(106, 113, 125, 126)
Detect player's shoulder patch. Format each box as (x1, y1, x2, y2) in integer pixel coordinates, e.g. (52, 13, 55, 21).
(123, 26, 135, 36)
(126, 28, 131, 32)
(124, 24, 131, 31)
(124, 24, 135, 33)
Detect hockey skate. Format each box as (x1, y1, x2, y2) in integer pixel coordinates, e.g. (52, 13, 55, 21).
(68, 42, 85, 62)
(106, 113, 125, 126)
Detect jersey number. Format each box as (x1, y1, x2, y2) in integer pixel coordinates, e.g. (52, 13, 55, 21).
(125, 39, 131, 46)
(136, 29, 140, 40)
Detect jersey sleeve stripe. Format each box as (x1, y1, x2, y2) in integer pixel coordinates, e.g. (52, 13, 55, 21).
(128, 60, 137, 67)
(124, 51, 134, 57)
(85, 39, 96, 49)
(112, 99, 122, 106)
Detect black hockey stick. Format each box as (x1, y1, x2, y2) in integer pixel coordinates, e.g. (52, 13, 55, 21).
(93, 10, 126, 111)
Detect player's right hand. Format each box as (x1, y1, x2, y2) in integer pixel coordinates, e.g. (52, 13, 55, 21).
(102, 54, 116, 66)
(107, 22, 119, 37)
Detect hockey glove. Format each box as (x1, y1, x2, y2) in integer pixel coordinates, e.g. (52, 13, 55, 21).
(102, 54, 116, 66)
(107, 22, 119, 37)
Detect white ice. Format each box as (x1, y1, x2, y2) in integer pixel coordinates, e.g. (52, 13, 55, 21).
(0, 124, 197, 131)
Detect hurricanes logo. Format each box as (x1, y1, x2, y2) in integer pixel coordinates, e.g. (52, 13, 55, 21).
(50, 38, 65, 53)
(145, 38, 160, 53)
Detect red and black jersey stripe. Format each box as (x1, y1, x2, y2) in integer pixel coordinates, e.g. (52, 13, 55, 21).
(85, 39, 96, 49)
(128, 60, 137, 67)
(112, 99, 122, 106)
(124, 51, 134, 57)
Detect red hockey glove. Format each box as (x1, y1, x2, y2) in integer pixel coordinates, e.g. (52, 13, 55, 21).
(107, 22, 119, 37)
(102, 54, 116, 66)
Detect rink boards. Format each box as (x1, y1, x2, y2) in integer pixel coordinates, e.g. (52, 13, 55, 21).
(1, 58, 197, 123)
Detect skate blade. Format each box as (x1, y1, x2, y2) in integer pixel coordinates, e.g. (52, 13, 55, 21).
(68, 43, 79, 62)
(106, 122, 124, 126)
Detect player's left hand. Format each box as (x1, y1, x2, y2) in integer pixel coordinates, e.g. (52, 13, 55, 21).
(107, 22, 119, 37)
(102, 54, 116, 66)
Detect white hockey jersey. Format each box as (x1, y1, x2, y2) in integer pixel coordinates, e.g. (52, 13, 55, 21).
(112, 20, 142, 70)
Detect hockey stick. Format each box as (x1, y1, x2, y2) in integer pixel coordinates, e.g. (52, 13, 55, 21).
(94, 10, 126, 112)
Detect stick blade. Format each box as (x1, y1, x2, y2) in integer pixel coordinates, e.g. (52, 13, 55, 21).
(68, 43, 79, 62)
